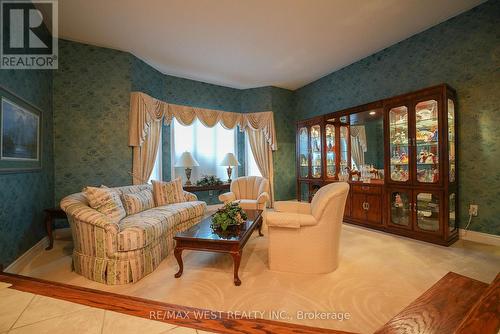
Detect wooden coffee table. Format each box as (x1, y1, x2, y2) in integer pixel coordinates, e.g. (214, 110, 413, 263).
(173, 209, 263, 286)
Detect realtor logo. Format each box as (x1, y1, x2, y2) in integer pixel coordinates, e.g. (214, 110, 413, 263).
(1, 0, 58, 69)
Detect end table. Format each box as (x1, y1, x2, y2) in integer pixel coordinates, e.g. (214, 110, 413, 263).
(44, 207, 67, 250)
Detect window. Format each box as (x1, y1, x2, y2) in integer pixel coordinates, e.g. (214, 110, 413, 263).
(148, 131, 162, 183)
(245, 134, 262, 177)
(172, 118, 238, 182)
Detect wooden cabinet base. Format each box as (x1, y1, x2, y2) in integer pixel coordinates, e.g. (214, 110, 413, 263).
(343, 219, 458, 246)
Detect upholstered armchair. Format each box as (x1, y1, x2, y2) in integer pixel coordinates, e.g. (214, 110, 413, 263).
(219, 176, 270, 210)
(266, 182, 349, 274)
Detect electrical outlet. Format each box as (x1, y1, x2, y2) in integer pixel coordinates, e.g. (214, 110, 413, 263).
(469, 204, 478, 216)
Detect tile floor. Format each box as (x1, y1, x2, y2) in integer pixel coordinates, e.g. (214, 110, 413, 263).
(0, 282, 213, 334)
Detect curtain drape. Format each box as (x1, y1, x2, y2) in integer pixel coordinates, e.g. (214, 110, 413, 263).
(350, 135, 364, 169)
(132, 120, 161, 184)
(129, 92, 277, 185)
(247, 129, 274, 205)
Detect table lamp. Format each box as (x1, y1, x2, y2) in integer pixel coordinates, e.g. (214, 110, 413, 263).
(220, 152, 239, 183)
(175, 151, 199, 185)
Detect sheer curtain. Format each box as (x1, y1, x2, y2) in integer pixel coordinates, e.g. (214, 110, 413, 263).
(245, 134, 262, 177)
(148, 131, 162, 182)
(172, 118, 237, 183)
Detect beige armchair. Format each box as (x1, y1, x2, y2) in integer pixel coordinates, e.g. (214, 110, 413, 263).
(219, 176, 270, 210)
(266, 182, 349, 274)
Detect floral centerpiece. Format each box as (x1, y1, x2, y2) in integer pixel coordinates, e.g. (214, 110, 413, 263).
(196, 175, 223, 186)
(211, 202, 247, 231)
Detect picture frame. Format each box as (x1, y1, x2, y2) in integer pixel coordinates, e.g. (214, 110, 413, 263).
(0, 86, 42, 173)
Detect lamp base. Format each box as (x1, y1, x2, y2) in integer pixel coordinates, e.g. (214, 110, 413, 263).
(226, 166, 233, 183)
(185, 167, 192, 186)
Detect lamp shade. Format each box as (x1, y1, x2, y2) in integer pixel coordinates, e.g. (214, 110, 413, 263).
(220, 152, 240, 166)
(175, 151, 200, 168)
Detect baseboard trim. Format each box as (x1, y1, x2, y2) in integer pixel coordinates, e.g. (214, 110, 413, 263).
(5, 237, 48, 274)
(459, 229, 500, 247)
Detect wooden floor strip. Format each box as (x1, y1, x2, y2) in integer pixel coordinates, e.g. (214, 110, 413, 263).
(374, 271, 489, 334)
(0, 272, 355, 334)
(455, 273, 500, 334)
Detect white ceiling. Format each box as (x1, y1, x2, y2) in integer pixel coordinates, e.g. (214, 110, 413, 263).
(59, 0, 484, 90)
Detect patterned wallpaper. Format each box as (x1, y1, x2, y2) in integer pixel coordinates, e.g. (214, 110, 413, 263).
(0, 69, 54, 267)
(53, 40, 133, 202)
(294, 0, 500, 235)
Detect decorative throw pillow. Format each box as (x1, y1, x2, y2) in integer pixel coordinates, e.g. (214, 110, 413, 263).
(121, 188, 154, 215)
(152, 178, 185, 206)
(83, 186, 126, 223)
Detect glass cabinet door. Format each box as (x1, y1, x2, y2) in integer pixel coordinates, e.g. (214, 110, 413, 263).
(415, 100, 439, 184)
(389, 189, 411, 228)
(298, 127, 309, 178)
(325, 124, 336, 178)
(449, 192, 457, 233)
(340, 125, 349, 173)
(448, 99, 456, 183)
(310, 125, 322, 178)
(389, 106, 410, 182)
(299, 182, 309, 202)
(416, 192, 440, 232)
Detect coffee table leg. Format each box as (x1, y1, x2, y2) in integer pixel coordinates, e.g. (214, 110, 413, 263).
(231, 251, 242, 286)
(174, 248, 184, 278)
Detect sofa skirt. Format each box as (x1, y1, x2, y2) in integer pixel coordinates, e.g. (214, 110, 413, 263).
(72, 215, 202, 285)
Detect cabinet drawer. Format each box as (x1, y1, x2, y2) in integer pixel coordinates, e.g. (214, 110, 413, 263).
(351, 184, 383, 195)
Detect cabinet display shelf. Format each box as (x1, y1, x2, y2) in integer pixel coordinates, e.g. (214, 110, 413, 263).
(296, 84, 458, 246)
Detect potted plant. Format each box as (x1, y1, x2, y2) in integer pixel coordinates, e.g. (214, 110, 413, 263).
(211, 202, 247, 232)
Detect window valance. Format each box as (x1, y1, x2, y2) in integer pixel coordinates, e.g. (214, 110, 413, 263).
(128, 91, 277, 150)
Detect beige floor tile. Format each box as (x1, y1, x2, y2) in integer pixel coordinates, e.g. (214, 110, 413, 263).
(13, 294, 89, 328)
(102, 310, 176, 334)
(8, 307, 104, 334)
(196, 330, 217, 334)
(0, 289, 34, 332)
(0, 282, 11, 289)
(165, 326, 197, 334)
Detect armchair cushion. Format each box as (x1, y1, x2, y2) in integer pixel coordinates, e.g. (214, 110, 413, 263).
(219, 191, 236, 203)
(274, 201, 311, 214)
(266, 211, 317, 229)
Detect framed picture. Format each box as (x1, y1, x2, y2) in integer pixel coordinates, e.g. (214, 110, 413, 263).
(0, 86, 42, 172)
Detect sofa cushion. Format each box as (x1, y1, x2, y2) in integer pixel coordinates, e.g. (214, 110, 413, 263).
(117, 201, 206, 251)
(121, 188, 154, 215)
(83, 186, 126, 224)
(152, 178, 185, 206)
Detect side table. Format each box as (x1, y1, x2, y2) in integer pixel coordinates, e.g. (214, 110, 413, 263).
(44, 207, 67, 250)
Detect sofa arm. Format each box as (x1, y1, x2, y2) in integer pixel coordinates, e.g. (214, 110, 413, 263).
(219, 191, 236, 203)
(60, 193, 119, 256)
(274, 201, 311, 214)
(183, 191, 198, 202)
(257, 192, 270, 205)
(61, 194, 118, 230)
(266, 211, 317, 228)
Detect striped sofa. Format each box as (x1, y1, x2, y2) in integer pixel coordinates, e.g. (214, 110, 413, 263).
(60, 184, 206, 285)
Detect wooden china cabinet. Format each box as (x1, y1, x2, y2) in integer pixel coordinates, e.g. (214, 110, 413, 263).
(296, 84, 458, 246)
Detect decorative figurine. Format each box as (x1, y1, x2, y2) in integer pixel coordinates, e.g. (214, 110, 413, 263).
(394, 194, 403, 208)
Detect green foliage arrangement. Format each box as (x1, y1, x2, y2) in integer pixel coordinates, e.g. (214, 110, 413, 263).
(211, 202, 248, 231)
(196, 175, 223, 186)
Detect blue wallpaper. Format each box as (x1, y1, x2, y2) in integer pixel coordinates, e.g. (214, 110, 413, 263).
(295, 0, 500, 235)
(0, 69, 54, 267)
(53, 40, 133, 202)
